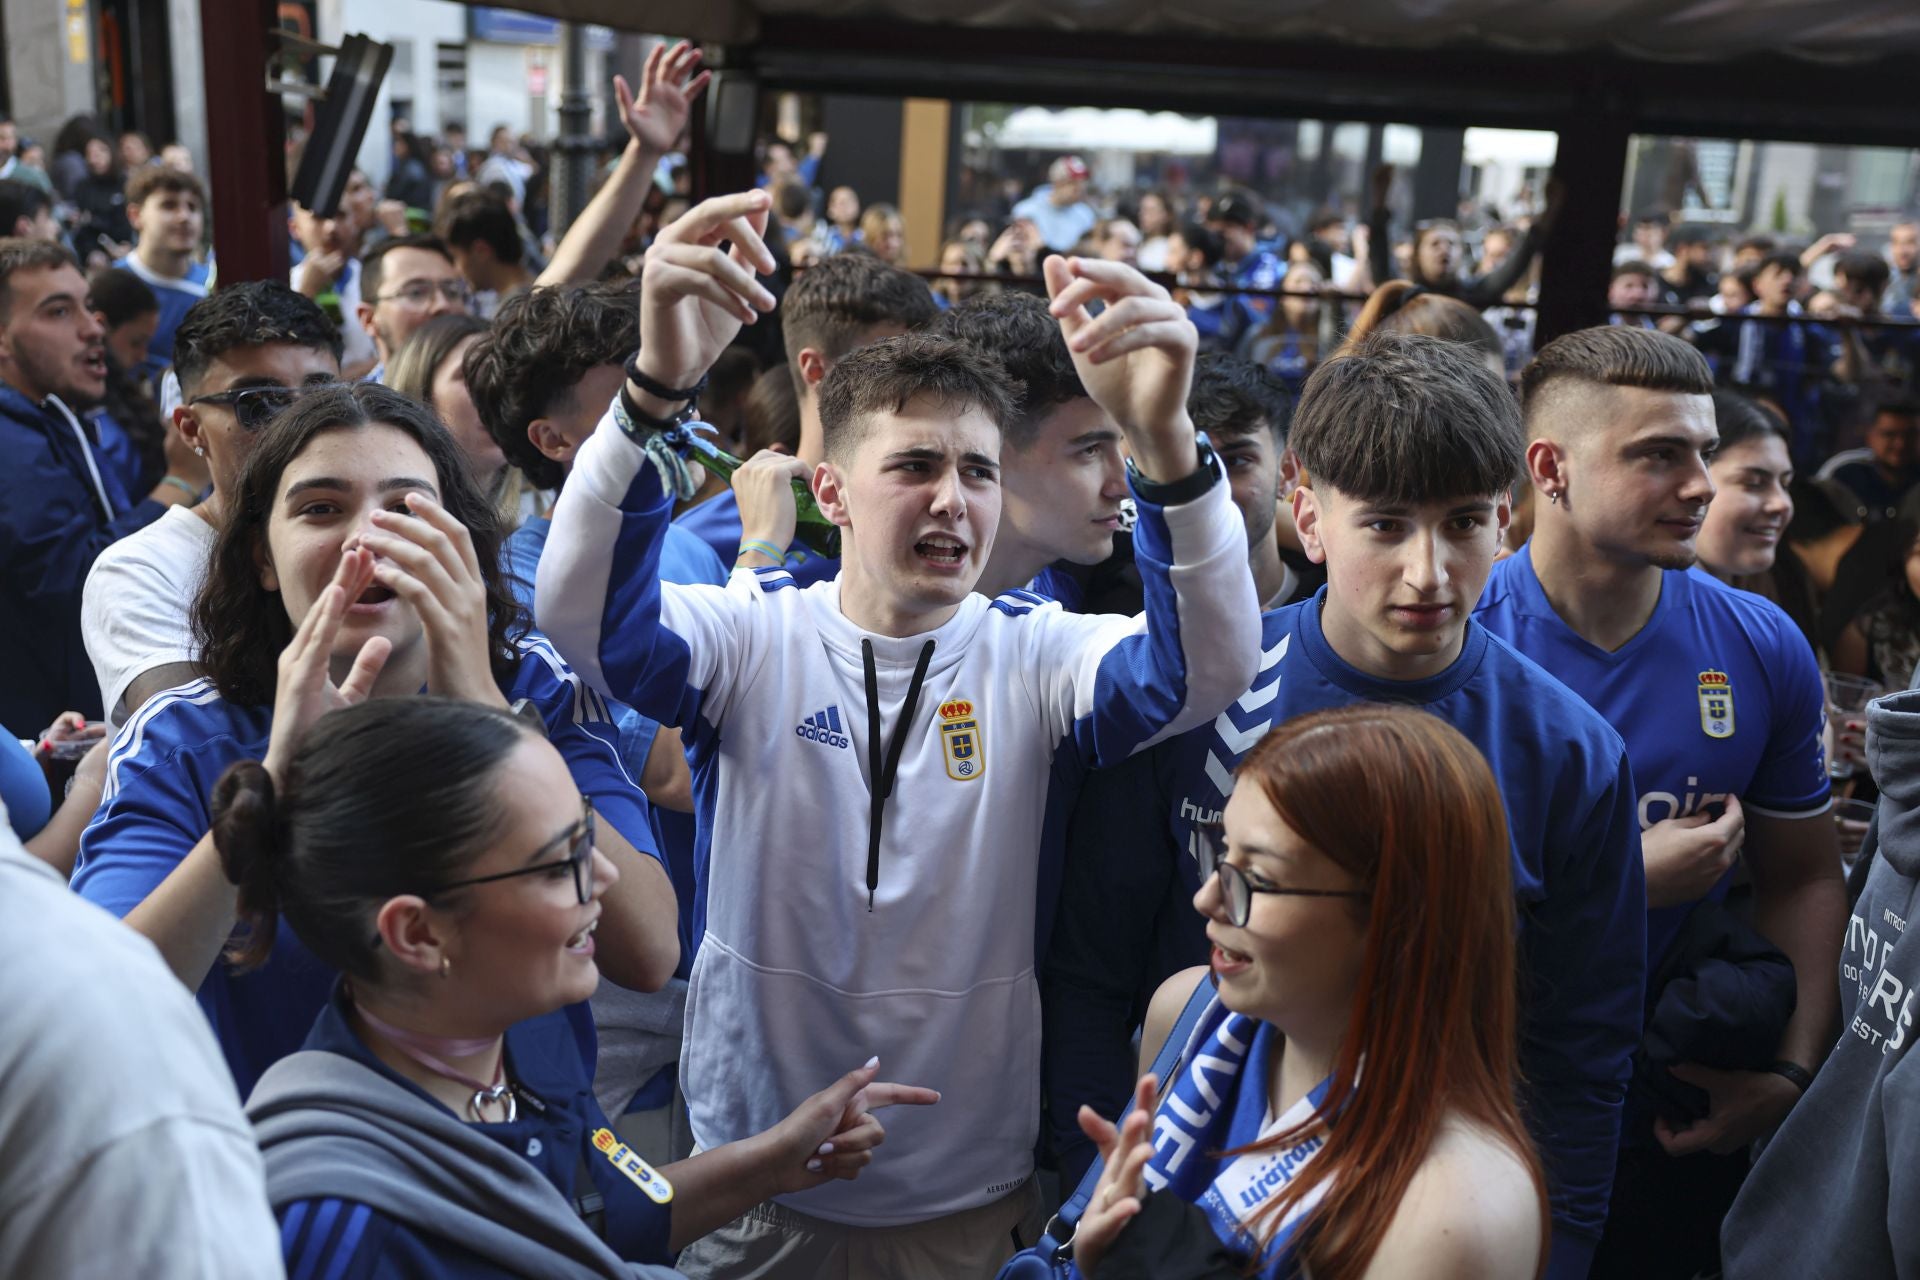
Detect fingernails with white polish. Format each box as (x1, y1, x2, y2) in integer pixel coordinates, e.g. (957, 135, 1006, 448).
(864, 1055, 879, 1069)
(817, 1142, 834, 1155)
(806, 1159, 823, 1172)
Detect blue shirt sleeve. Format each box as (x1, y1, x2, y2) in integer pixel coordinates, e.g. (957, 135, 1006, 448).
(512, 638, 662, 870)
(279, 1196, 519, 1280)
(73, 732, 222, 917)
(1746, 616, 1832, 816)
(1522, 744, 1646, 1275)
(0, 729, 51, 840)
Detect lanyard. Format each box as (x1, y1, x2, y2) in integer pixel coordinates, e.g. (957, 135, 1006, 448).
(861, 637, 936, 911)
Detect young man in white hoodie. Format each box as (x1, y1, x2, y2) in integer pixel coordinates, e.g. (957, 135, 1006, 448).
(535, 189, 1259, 1277)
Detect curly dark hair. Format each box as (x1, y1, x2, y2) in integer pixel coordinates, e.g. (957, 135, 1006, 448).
(1189, 352, 1293, 445)
(172, 281, 343, 397)
(463, 280, 637, 490)
(192, 382, 527, 706)
(934, 290, 1084, 450)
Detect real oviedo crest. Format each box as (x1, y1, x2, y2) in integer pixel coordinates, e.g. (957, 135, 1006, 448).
(1697, 669, 1734, 739)
(939, 698, 985, 782)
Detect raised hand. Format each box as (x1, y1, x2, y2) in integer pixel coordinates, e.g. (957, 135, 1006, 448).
(616, 40, 710, 156)
(357, 493, 507, 709)
(262, 548, 391, 786)
(761, 1057, 941, 1195)
(1045, 254, 1200, 483)
(1071, 1072, 1161, 1277)
(636, 191, 778, 400)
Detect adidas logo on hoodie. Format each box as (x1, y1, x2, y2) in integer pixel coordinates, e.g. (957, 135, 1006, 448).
(795, 705, 851, 749)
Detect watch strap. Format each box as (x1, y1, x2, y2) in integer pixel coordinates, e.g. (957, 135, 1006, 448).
(1768, 1060, 1814, 1093)
(1127, 436, 1219, 506)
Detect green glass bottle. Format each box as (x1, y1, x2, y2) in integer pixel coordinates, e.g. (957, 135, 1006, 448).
(678, 428, 842, 559)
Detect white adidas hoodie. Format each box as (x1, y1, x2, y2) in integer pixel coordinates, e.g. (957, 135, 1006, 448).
(537, 408, 1259, 1226)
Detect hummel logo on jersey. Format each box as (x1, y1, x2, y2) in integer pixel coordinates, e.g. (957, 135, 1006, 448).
(796, 705, 851, 749)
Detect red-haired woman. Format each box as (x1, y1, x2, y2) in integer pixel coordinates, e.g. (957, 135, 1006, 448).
(1069, 704, 1547, 1280)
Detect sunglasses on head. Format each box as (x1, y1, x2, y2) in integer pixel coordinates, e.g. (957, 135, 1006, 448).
(188, 381, 342, 431)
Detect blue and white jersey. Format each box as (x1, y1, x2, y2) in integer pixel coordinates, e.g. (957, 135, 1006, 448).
(534, 405, 1259, 1227)
(1477, 546, 1831, 967)
(671, 487, 840, 587)
(1160, 593, 1643, 1271)
(70, 635, 661, 1097)
(112, 254, 212, 380)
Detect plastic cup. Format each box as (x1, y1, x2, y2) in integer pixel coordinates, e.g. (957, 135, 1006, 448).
(1833, 797, 1876, 874)
(1825, 674, 1883, 780)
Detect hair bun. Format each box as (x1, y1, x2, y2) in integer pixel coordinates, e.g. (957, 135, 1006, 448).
(211, 759, 283, 970)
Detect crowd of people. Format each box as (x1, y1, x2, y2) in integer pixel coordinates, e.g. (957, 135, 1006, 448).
(3, 39, 1918, 1280)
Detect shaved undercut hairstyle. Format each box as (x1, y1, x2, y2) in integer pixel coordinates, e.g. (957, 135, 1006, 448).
(818, 332, 1017, 463)
(782, 252, 939, 399)
(934, 290, 1084, 450)
(1521, 325, 1713, 438)
(1290, 329, 1522, 506)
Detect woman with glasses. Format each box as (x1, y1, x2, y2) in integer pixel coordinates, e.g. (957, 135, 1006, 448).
(225, 695, 934, 1276)
(1066, 704, 1547, 1280)
(73, 383, 682, 1097)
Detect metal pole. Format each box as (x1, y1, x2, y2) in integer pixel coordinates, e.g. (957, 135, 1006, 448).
(550, 20, 593, 236)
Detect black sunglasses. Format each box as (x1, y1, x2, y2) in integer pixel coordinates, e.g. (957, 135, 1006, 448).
(434, 801, 596, 906)
(1194, 822, 1369, 928)
(188, 381, 342, 431)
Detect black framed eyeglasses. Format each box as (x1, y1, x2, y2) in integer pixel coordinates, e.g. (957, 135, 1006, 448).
(377, 279, 473, 309)
(433, 801, 596, 906)
(188, 381, 341, 431)
(1194, 822, 1369, 928)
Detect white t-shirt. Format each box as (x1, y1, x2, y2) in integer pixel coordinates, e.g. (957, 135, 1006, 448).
(81, 503, 217, 726)
(0, 819, 282, 1277)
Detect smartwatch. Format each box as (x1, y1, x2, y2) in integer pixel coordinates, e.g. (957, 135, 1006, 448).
(1126, 436, 1220, 506)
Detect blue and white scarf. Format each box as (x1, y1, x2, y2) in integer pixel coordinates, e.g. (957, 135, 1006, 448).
(1143, 993, 1336, 1279)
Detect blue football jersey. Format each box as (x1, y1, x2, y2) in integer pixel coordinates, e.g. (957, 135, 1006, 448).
(1477, 546, 1831, 965)
(1151, 590, 1643, 1267)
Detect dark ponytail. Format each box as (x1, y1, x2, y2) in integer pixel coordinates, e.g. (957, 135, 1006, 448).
(212, 760, 284, 972)
(208, 697, 535, 980)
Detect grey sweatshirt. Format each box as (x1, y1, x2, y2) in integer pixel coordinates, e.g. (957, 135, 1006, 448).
(249, 1049, 684, 1279)
(1721, 685, 1920, 1276)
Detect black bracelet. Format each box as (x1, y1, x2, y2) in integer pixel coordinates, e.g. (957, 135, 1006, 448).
(624, 353, 707, 406)
(616, 381, 699, 436)
(1767, 1060, 1814, 1093)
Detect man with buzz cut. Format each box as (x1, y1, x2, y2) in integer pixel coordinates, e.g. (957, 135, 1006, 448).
(1046, 329, 1645, 1278)
(1477, 325, 1845, 1280)
(934, 289, 1128, 605)
(673, 248, 938, 585)
(535, 189, 1259, 1277)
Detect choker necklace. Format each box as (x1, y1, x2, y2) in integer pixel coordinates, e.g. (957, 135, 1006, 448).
(354, 1000, 517, 1122)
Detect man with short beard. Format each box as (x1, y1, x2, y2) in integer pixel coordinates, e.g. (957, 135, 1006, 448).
(1477, 325, 1844, 1280)
(0, 238, 204, 729)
